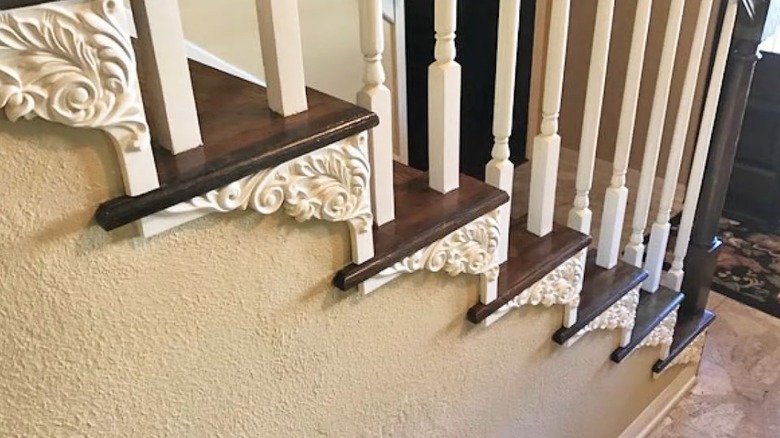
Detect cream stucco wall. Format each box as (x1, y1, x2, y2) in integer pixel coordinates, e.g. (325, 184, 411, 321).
(0, 119, 689, 436)
(0, 2, 692, 435)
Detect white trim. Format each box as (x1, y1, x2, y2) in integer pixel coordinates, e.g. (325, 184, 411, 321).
(185, 41, 265, 86)
(383, 0, 396, 22)
(619, 366, 697, 438)
(390, 0, 410, 165)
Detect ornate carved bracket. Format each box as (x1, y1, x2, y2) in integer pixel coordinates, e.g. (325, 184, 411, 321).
(485, 249, 587, 327)
(565, 288, 640, 348)
(360, 209, 501, 296)
(0, 0, 158, 195)
(659, 331, 707, 374)
(161, 134, 375, 264)
(639, 308, 679, 360)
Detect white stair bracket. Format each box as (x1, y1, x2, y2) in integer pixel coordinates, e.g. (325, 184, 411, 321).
(0, 0, 158, 196)
(638, 308, 679, 361)
(564, 288, 640, 348)
(131, 0, 203, 154)
(485, 248, 587, 328)
(655, 331, 707, 377)
(153, 133, 375, 265)
(359, 209, 502, 297)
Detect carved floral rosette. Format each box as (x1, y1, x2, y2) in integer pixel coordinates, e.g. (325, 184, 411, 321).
(506, 248, 587, 311)
(0, 0, 149, 150)
(375, 209, 501, 281)
(577, 288, 640, 338)
(164, 135, 373, 236)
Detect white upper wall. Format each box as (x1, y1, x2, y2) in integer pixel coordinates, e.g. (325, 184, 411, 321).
(177, 0, 365, 103)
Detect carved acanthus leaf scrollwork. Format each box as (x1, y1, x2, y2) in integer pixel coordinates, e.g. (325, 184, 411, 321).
(0, 0, 148, 150)
(506, 249, 586, 310)
(578, 288, 640, 336)
(375, 209, 501, 279)
(164, 137, 373, 234)
(640, 308, 679, 349)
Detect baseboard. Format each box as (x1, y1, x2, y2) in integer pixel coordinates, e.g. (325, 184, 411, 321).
(619, 366, 697, 438)
(185, 42, 265, 87)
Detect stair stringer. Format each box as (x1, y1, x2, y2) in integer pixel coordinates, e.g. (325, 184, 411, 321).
(146, 132, 375, 264)
(563, 287, 641, 348)
(359, 207, 504, 302)
(0, 0, 159, 196)
(654, 330, 707, 377)
(485, 248, 588, 328)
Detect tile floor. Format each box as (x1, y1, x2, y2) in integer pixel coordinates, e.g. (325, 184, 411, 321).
(650, 294, 780, 438)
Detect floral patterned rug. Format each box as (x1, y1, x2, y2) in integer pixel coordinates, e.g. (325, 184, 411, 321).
(712, 218, 780, 319)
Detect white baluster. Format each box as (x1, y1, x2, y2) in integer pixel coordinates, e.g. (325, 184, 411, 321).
(358, 0, 395, 226)
(597, 0, 653, 269)
(428, 0, 461, 194)
(486, 0, 522, 264)
(644, 0, 714, 292)
(528, 0, 571, 237)
(568, 0, 615, 234)
(663, 0, 738, 291)
(256, 0, 308, 116)
(623, 0, 685, 267)
(131, 0, 202, 154)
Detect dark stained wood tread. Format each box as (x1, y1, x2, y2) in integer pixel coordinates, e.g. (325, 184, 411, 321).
(333, 163, 509, 291)
(552, 251, 648, 345)
(467, 221, 591, 324)
(0, 0, 58, 10)
(611, 287, 685, 363)
(95, 61, 378, 231)
(653, 310, 716, 373)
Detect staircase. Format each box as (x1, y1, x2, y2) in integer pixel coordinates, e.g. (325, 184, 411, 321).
(0, 0, 743, 433)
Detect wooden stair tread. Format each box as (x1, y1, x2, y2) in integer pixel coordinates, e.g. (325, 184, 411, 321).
(653, 310, 716, 373)
(95, 61, 378, 231)
(552, 251, 648, 344)
(0, 1, 58, 10)
(611, 287, 684, 363)
(333, 163, 509, 291)
(467, 222, 591, 324)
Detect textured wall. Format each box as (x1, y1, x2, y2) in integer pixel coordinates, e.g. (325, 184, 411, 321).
(0, 118, 689, 436)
